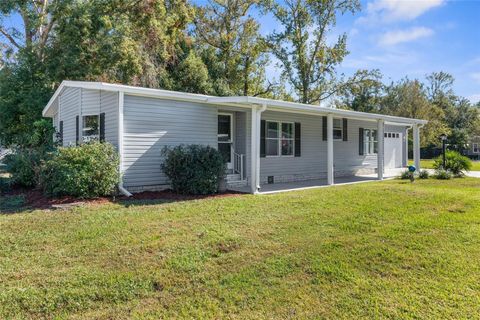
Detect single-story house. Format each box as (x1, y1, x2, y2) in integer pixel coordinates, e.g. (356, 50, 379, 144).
(42, 81, 427, 194)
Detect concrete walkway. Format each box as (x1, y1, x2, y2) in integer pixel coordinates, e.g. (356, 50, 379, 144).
(230, 168, 405, 194)
(229, 168, 480, 195)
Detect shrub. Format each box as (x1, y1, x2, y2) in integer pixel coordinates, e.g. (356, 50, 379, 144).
(400, 170, 414, 180)
(3, 149, 44, 188)
(418, 170, 430, 179)
(434, 169, 452, 180)
(433, 150, 472, 176)
(40, 142, 119, 198)
(161, 144, 226, 195)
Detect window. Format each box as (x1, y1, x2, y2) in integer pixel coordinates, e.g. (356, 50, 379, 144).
(363, 129, 378, 155)
(333, 118, 343, 140)
(265, 121, 294, 156)
(474, 143, 479, 153)
(82, 115, 99, 142)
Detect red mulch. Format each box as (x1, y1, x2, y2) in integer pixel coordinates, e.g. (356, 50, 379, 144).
(2, 187, 245, 211)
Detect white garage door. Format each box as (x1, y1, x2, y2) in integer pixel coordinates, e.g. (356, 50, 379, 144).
(384, 132, 403, 168)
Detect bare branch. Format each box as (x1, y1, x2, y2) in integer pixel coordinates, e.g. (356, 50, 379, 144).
(0, 27, 21, 49)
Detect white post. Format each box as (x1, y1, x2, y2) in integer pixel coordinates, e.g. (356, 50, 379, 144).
(250, 106, 258, 194)
(404, 128, 409, 167)
(377, 120, 384, 180)
(413, 124, 421, 170)
(255, 108, 262, 192)
(327, 114, 334, 185)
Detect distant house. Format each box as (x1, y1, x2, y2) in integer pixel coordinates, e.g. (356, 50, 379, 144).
(42, 81, 427, 194)
(466, 136, 480, 159)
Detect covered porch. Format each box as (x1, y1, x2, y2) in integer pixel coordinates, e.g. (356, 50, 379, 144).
(210, 96, 426, 195)
(228, 168, 406, 194)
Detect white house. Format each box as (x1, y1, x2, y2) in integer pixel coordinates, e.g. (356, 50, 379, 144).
(42, 81, 427, 194)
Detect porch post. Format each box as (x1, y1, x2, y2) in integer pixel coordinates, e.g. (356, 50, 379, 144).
(250, 106, 258, 194)
(250, 104, 267, 194)
(377, 119, 385, 180)
(327, 114, 334, 185)
(404, 127, 409, 167)
(413, 124, 421, 170)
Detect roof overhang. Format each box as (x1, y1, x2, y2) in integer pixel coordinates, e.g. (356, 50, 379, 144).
(206, 96, 428, 126)
(43, 81, 427, 126)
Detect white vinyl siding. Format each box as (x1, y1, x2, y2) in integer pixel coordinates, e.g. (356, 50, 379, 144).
(58, 87, 81, 146)
(256, 111, 379, 180)
(122, 95, 217, 188)
(57, 88, 118, 147)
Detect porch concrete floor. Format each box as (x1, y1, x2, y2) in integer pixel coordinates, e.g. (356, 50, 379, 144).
(229, 168, 406, 194)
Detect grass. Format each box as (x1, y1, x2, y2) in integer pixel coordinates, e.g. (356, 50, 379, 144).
(1, 179, 480, 318)
(409, 159, 480, 171)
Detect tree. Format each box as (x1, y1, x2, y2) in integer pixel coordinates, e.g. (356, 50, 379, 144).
(267, 0, 362, 104)
(380, 78, 449, 147)
(0, 0, 69, 62)
(338, 69, 383, 112)
(194, 0, 271, 96)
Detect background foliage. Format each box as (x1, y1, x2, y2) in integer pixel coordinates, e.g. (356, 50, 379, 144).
(0, 0, 478, 154)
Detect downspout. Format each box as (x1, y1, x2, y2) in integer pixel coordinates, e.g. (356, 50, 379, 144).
(118, 90, 132, 197)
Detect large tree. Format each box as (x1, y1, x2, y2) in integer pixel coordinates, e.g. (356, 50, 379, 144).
(380, 78, 449, 147)
(267, 0, 366, 104)
(194, 0, 271, 96)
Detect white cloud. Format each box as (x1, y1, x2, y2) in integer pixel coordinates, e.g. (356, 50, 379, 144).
(378, 27, 434, 46)
(358, 0, 445, 25)
(468, 94, 480, 104)
(470, 72, 480, 83)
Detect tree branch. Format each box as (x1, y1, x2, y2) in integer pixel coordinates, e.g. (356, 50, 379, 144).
(0, 27, 21, 49)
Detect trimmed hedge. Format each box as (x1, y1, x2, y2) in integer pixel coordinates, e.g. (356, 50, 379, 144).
(161, 145, 226, 195)
(40, 142, 119, 198)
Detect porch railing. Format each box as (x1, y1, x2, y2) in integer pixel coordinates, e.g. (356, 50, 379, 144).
(233, 152, 244, 179)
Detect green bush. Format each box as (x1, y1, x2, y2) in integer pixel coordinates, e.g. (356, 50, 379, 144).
(418, 170, 430, 179)
(433, 150, 472, 176)
(434, 169, 452, 180)
(161, 144, 226, 195)
(4, 149, 44, 188)
(40, 142, 119, 198)
(400, 170, 414, 180)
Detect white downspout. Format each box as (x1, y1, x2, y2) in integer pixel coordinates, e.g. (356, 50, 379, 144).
(118, 91, 132, 197)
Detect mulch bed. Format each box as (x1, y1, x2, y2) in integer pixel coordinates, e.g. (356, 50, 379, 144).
(2, 187, 246, 212)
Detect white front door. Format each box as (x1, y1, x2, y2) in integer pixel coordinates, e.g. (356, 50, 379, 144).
(218, 113, 233, 170)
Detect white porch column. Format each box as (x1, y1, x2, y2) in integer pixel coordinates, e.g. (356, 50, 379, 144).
(413, 124, 421, 170)
(404, 128, 409, 167)
(250, 106, 258, 194)
(250, 104, 266, 194)
(377, 119, 385, 180)
(327, 114, 334, 185)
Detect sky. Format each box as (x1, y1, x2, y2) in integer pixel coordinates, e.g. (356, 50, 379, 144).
(255, 0, 480, 103)
(2, 0, 479, 103)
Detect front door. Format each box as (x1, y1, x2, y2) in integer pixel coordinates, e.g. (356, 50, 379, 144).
(218, 113, 233, 170)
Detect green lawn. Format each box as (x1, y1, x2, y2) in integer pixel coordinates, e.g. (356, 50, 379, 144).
(409, 159, 480, 171)
(2, 179, 480, 319)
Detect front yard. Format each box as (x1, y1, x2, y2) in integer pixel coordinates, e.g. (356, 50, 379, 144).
(1, 178, 480, 318)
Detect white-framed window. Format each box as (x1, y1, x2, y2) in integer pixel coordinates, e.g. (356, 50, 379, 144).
(266, 121, 294, 157)
(333, 118, 343, 140)
(363, 129, 378, 155)
(82, 115, 99, 142)
(473, 143, 479, 153)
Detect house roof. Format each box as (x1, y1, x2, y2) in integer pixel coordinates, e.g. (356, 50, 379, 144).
(43, 80, 427, 125)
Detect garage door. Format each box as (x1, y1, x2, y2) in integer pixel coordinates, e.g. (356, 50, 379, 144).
(384, 132, 403, 168)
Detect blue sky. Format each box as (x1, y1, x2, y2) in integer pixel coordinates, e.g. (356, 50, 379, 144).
(2, 0, 478, 102)
(255, 0, 480, 103)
